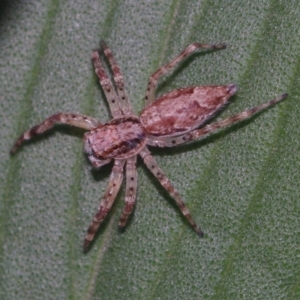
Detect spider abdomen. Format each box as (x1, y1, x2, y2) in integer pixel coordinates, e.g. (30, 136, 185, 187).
(84, 116, 146, 159)
(140, 84, 237, 137)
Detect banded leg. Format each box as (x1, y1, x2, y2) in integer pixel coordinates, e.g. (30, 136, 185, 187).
(119, 156, 137, 228)
(101, 41, 132, 115)
(11, 113, 101, 153)
(145, 42, 226, 106)
(92, 50, 122, 118)
(84, 159, 126, 251)
(140, 148, 203, 236)
(146, 93, 288, 148)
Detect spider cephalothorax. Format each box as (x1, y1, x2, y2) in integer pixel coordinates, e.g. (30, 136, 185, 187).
(11, 41, 287, 251)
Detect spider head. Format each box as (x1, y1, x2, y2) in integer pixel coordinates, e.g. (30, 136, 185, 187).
(84, 116, 147, 164)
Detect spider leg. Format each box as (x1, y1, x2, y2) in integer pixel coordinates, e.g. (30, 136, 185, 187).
(11, 113, 101, 153)
(101, 41, 132, 115)
(140, 148, 203, 236)
(84, 159, 126, 251)
(145, 42, 226, 106)
(119, 156, 137, 228)
(92, 50, 122, 118)
(146, 93, 288, 147)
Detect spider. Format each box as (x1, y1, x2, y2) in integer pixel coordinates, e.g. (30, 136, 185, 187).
(11, 41, 287, 251)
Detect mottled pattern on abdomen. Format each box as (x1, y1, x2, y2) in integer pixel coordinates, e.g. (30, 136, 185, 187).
(140, 85, 235, 137)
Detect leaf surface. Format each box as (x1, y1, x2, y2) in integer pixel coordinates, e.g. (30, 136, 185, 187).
(0, 1, 299, 299)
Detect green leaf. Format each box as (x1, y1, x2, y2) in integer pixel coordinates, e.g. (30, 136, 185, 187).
(1, 1, 299, 299)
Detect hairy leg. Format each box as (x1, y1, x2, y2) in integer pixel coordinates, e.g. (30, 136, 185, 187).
(119, 156, 137, 228)
(140, 148, 203, 236)
(11, 113, 101, 153)
(101, 41, 132, 115)
(92, 50, 122, 118)
(146, 93, 287, 147)
(83, 159, 126, 251)
(145, 42, 226, 106)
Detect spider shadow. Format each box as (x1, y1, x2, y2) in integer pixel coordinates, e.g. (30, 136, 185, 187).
(143, 107, 266, 231)
(155, 47, 226, 98)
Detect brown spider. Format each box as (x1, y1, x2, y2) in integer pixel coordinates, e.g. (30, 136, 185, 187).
(11, 41, 287, 251)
